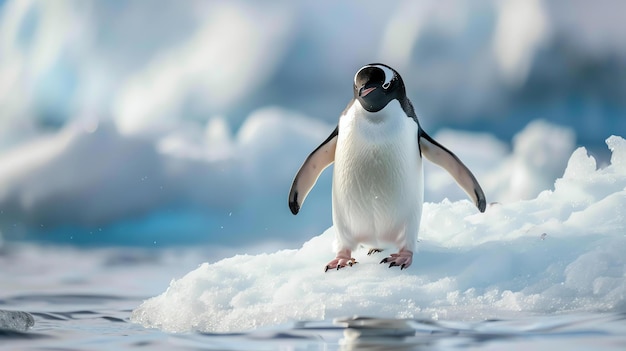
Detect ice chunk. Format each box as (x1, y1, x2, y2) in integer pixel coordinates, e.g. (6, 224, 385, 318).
(0, 310, 35, 332)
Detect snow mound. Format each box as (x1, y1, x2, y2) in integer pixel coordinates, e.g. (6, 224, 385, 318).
(424, 120, 576, 204)
(0, 112, 576, 246)
(0, 108, 332, 245)
(131, 136, 626, 333)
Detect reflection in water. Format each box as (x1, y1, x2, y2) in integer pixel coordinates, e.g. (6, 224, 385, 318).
(337, 317, 421, 350)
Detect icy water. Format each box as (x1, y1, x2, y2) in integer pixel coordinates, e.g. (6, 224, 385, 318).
(2, 244, 626, 351)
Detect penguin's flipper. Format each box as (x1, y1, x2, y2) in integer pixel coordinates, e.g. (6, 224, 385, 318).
(419, 130, 487, 212)
(288, 126, 338, 215)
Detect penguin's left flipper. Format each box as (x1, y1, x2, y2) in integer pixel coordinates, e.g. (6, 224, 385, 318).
(288, 126, 338, 215)
(419, 130, 487, 212)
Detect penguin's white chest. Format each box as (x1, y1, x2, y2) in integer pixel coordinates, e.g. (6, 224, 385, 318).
(332, 100, 423, 249)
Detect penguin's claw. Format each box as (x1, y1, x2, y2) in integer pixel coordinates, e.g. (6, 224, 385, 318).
(324, 257, 357, 272)
(379, 249, 413, 270)
(367, 248, 383, 256)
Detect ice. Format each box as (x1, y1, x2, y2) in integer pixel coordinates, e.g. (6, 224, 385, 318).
(424, 120, 576, 204)
(0, 110, 579, 247)
(1, 0, 625, 246)
(0, 107, 334, 245)
(0, 309, 35, 332)
(492, 0, 550, 85)
(486, 120, 576, 202)
(130, 136, 626, 333)
(0, 109, 597, 248)
(1, 1, 626, 150)
(112, 3, 293, 135)
(0, 1, 625, 346)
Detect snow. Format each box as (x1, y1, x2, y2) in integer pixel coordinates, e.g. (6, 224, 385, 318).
(0, 1, 624, 247)
(1, 0, 625, 337)
(492, 0, 550, 85)
(130, 135, 626, 333)
(1, 1, 626, 149)
(111, 3, 293, 135)
(0, 109, 581, 247)
(484, 120, 576, 202)
(424, 120, 576, 203)
(0, 107, 333, 245)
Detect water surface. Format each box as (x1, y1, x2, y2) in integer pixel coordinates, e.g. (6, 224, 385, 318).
(2, 244, 625, 350)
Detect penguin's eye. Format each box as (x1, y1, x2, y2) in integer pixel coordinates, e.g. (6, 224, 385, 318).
(382, 81, 391, 89)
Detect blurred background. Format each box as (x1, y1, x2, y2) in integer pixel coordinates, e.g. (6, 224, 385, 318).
(0, 0, 624, 249)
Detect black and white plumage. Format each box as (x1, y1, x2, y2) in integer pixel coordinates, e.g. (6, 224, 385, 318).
(289, 63, 486, 271)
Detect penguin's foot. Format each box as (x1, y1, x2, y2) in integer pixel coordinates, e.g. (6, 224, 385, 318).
(367, 248, 384, 255)
(380, 249, 413, 270)
(325, 249, 357, 272)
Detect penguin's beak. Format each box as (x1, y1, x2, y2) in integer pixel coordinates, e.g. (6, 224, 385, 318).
(359, 86, 376, 98)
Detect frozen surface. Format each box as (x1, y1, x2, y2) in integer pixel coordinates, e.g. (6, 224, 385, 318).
(131, 136, 626, 333)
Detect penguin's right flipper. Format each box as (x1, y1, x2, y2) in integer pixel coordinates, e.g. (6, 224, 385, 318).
(419, 130, 487, 212)
(288, 126, 338, 214)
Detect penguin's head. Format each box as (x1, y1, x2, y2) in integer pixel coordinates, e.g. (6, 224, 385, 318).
(353, 63, 405, 112)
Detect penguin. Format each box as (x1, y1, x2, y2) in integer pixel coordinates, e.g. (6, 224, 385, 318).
(288, 63, 486, 272)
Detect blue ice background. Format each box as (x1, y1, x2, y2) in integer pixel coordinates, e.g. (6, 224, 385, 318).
(0, 0, 624, 248)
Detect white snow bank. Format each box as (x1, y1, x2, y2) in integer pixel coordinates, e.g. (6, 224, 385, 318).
(425, 120, 575, 204)
(0, 112, 577, 246)
(131, 135, 626, 333)
(485, 120, 576, 202)
(0, 107, 333, 245)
